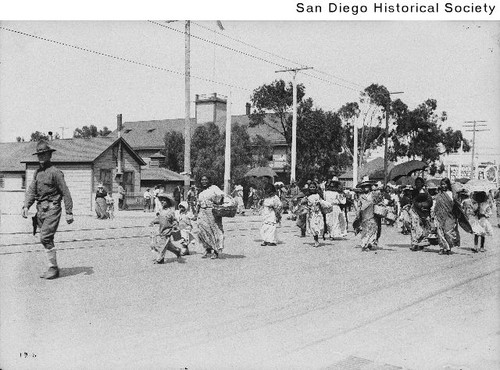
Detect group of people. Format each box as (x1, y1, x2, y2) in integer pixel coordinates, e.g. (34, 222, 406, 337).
(22, 140, 499, 281)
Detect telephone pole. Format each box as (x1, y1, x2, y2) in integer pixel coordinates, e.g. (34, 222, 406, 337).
(275, 66, 313, 184)
(383, 91, 403, 186)
(464, 120, 488, 179)
(183, 20, 191, 198)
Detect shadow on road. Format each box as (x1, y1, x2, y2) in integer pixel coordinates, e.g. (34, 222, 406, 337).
(219, 253, 246, 259)
(60, 266, 94, 277)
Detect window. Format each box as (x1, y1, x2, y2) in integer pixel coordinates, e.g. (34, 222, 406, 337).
(100, 169, 112, 192)
(0, 174, 4, 188)
(21, 175, 26, 189)
(123, 171, 134, 194)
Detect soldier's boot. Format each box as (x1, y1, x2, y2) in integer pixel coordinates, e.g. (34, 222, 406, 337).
(40, 249, 59, 279)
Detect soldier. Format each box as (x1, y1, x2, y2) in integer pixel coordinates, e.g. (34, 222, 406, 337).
(22, 141, 74, 280)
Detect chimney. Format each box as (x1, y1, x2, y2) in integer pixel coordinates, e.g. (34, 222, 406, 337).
(246, 103, 251, 116)
(117, 114, 123, 138)
(48, 131, 53, 140)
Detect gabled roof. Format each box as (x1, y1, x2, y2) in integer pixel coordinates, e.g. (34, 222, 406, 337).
(0, 137, 145, 171)
(112, 114, 288, 151)
(141, 167, 185, 181)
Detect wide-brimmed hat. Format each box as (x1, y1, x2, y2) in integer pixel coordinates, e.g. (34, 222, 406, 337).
(356, 175, 376, 189)
(32, 140, 56, 156)
(178, 201, 188, 209)
(157, 192, 175, 203)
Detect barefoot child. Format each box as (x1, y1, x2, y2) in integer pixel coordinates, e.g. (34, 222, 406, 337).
(177, 201, 195, 256)
(150, 193, 182, 263)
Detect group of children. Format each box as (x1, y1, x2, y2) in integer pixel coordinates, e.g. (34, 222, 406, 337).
(149, 194, 195, 264)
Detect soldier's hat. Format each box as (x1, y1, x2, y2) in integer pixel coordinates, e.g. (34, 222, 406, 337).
(32, 140, 56, 156)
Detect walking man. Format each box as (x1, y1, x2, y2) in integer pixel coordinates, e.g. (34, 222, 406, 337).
(22, 141, 74, 279)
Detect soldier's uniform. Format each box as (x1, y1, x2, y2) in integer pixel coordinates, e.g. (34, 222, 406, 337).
(23, 141, 73, 279)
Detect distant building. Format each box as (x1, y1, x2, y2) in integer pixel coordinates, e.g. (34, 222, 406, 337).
(0, 137, 145, 214)
(114, 93, 289, 184)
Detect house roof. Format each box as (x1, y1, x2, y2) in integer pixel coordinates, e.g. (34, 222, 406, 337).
(339, 157, 395, 180)
(112, 114, 288, 151)
(0, 141, 33, 172)
(0, 137, 145, 172)
(141, 167, 185, 182)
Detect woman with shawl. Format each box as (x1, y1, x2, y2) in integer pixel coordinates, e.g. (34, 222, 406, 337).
(260, 183, 282, 246)
(433, 178, 460, 255)
(95, 183, 109, 219)
(323, 178, 346, 239)
(196, 175, 225, 259)
(355, 177, 378, 251)
(306, 182, 324, 247)
(409, 177, 433, 251)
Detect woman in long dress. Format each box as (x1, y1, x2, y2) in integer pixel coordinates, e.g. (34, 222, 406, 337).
(323, 179, 345, 239)
(95, 183, 109, 219)
(305, 182, 324, 247)
(355, 178, 378, 251)
(196, 175, 225, 259)
(260, 183, 282, 246)
(433, 178, 460, 255)
(409, 177, 433, 251)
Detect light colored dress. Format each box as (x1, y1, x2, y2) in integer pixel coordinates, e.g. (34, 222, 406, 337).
(324, 190, 346, 238)
(260, 195, 282, 244)
(357, 192, 378, 249)
(469, 201, 493, 236)
(306, 193, 324, 237)
(197, 185, 225, 252)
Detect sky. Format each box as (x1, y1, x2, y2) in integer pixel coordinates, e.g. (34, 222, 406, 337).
(1, 20, 499, 157)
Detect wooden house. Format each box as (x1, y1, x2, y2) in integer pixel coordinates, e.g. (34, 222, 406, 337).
(0, 137, 145, 214)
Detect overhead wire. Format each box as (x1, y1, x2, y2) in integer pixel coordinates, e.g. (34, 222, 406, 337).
(148, 20, 364, 94)
(191, 21, 366, 90)
(0, 25, 253, 92)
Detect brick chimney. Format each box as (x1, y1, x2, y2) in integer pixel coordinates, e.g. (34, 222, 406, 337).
(117, 114, 123, 137)
(246, 103, 251, 116)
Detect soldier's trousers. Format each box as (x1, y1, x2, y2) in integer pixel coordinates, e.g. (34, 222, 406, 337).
(36, 202, 62, 250)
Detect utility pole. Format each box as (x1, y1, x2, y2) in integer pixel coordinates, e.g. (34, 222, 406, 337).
(183, 20, 191, 198)
(383, 91, 404, 186)
(275, 66, 313, 184)
(223, 92, 232, 194)
(464, 120, 488, 179)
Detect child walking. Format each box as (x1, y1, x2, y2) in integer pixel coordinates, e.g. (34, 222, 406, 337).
(150, 193, 182, 263)
(177, 201, 194, 256)
(469, 191, 493, 253)
(260, 183, 282, 246)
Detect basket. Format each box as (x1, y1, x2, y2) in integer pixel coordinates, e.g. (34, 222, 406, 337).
(386, 211, 397, 221)
(319, 200, 333, 214)
(374, 204, 388, 217)
(212, 205, 237, 217)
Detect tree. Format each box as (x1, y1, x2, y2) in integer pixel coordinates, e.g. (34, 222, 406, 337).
(249, 79, 306, 147)
(189, 122, 256, 187)
(295, 104, 349, 180)
(30, 131, 49, 142)
(160, 131, 184, 172)
(250, 135, 273, 167)
(16, 136, 25, 142)
(73, 125, 111, 138)
(390, 99, 469, 162)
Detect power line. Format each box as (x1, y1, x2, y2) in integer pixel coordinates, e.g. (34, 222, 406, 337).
(191, 21, 366, 90)
(0, 26, 252, 92)
(149, 21, 363, 94)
